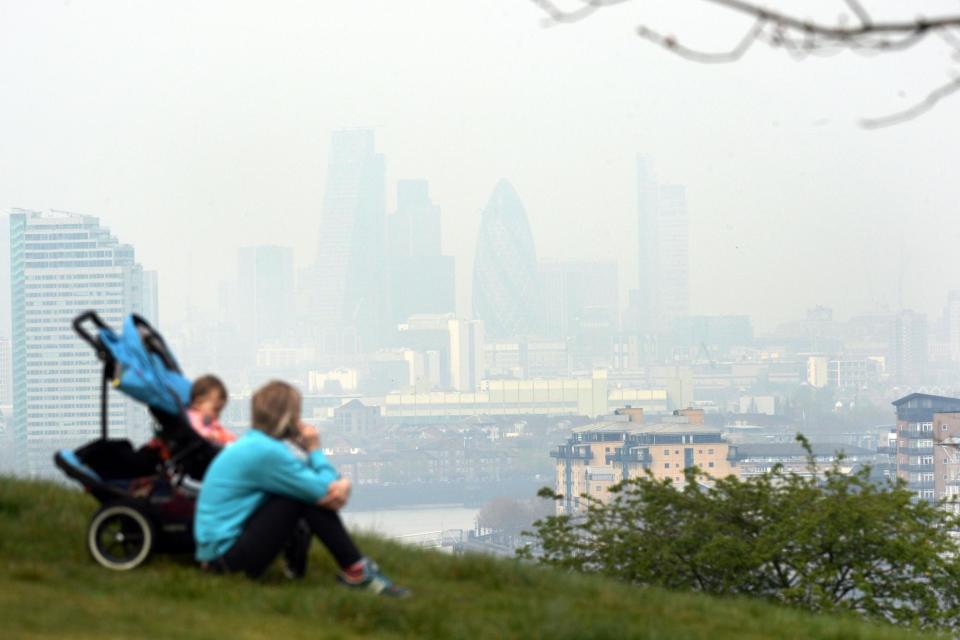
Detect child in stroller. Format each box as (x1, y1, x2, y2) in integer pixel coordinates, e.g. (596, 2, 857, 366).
(54, 311, 220, 570)
(186, 375, 237, 447)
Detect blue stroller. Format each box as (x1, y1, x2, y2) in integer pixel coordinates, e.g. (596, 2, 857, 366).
(54, 311, 220, 570)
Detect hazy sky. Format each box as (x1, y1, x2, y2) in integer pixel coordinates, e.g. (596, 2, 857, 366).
(1, 0, 958, 332)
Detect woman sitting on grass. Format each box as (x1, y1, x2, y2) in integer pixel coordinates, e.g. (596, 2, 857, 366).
(194, 380, 408, 597)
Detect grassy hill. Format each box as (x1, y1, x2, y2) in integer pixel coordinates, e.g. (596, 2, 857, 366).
(0, 477, 942, 640)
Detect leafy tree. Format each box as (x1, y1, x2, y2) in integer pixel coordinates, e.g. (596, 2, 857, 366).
(520, 436, 960, 630)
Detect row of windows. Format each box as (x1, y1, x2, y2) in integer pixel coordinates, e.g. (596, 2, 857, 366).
(25, 273, 121, 280)
(25, 251, 117, 260)
(664, 461, 716, 469)
(24, 242, 100, 250)
(663, 448, 715, 456)
(25, 287, 125, 295)
(24, 261, 130, 269)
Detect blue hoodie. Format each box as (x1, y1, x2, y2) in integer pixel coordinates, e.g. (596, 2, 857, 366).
(194, 429, 338, 561)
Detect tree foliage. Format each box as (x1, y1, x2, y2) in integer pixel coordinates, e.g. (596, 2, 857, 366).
(520, 436, 960, 630)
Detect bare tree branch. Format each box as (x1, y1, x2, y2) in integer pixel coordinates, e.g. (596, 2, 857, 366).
(528, 0, 628, 25)
(636, 18, 765, 63)
(534, 0, 960, 43)
(529, 0, 960, 125)
(698, 0, 960, 38)
(842, 0, 871, 28)
(860, 77, 960, 128)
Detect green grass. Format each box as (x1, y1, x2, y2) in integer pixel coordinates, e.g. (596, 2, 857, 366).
(0, 477, 944, 640)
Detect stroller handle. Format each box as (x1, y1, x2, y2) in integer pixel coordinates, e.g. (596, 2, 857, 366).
(73, 311, 111, 362)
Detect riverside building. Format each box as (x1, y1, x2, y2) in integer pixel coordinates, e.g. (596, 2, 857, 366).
(893, 393, 960, 502)
(551, 407, 737, 515)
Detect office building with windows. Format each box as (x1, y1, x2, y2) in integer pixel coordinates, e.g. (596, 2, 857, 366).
(893, 393, 960, 501)
(303, 129, 387, 350)
(635, 156, 689, 335)
(551, 408, 736, 514)
(386, 180, 455, 325)
(10, 209, 156, 477)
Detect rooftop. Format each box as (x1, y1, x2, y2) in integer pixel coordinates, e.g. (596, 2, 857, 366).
(734, 442, 876, 459)
(572, 420, 721, 436)
(891, 393, 960, 408)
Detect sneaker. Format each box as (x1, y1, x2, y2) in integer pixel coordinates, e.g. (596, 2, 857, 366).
(337, 559, 410, 597)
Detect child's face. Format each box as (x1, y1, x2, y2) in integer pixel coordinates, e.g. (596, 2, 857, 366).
(193, 391, 226, 420)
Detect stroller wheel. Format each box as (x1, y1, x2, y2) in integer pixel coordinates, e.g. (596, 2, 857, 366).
(88, 503, 155, 570)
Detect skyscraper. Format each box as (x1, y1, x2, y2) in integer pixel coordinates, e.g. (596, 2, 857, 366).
(472, 180, 542, 339)
(10, 209, 156, 477)
(0, 337, 11, 406)
(388, 180, 441, 258)
(635, 156, 689, 335)
(304, 129, 386, 350)
(893, 310, 929, 385)
(539, 260, 619, 369)
(237, 245, 295, 349)
(539, 260, 619, 340)
(948, 290, 960, 364)
(386, 180, 455, 326)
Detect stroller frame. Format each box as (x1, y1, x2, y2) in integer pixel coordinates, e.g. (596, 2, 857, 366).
(54, 311, 218, 570)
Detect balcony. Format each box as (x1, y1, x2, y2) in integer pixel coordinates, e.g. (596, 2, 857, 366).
(898, 447, 933, 456)
(899, 464, 934, 472)
(606, 449, 652, 465)
(551, 446, 593, 461)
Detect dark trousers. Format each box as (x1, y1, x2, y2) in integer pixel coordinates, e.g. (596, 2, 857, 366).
(217, 495, 362, 579)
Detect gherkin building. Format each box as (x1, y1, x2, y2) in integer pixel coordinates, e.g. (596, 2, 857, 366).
(472, 180, 543, 339)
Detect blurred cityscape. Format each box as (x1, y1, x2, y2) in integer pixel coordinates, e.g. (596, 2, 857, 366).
(3, 128, 960, 534)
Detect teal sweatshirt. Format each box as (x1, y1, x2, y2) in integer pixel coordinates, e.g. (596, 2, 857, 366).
(194, 429, 338, 561)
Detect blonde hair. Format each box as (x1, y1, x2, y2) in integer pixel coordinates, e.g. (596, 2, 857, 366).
(251, 380, 301, 439)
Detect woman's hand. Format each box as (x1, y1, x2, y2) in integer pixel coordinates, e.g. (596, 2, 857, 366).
(294, 421, 320, 453)
(318, 478, 352, 511)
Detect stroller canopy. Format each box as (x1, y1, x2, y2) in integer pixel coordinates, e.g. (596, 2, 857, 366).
(84, 313, 191, 415)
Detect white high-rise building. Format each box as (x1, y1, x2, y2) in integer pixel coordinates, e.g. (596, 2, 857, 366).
(397, 314, 484, 391)
(636, 157, 689, 335)
(0, 337, 11, 406)
(10, 209, 156, 478)
(448, 317, 484, 392)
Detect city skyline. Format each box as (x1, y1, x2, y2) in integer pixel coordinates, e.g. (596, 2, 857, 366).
(1, 3, 956, 334)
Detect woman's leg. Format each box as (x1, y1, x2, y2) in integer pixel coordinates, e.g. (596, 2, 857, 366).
(219, 495, 362, 578)
(301, 506, 362, 568)
(220, 495, 304, 578)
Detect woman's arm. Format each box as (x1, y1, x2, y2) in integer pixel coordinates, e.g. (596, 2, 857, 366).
(255, 423, 351, 509)
(254, 434, 338, 503)
(296, 423, 351, 510)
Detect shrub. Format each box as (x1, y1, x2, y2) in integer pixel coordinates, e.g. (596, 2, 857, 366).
(520, 436, 960, 630)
